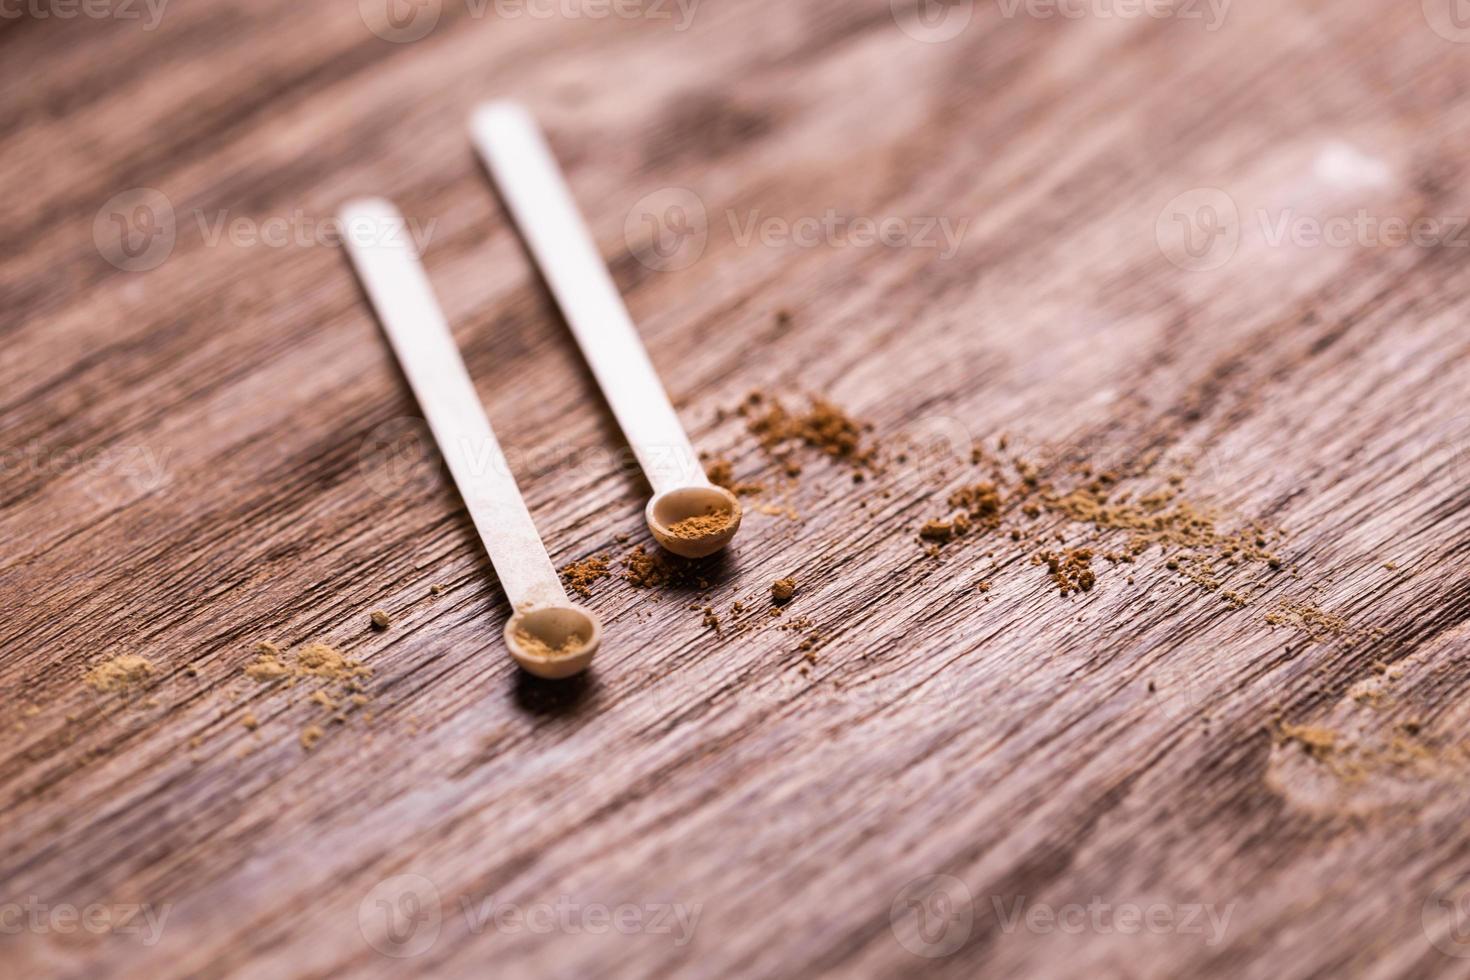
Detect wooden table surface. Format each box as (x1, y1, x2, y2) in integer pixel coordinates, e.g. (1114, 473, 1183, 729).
(6, 0, 1470, 976)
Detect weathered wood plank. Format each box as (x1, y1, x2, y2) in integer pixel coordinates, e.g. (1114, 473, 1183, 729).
(4, 0, 1470, 977)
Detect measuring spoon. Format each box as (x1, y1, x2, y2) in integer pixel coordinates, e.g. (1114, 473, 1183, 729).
(470, 101, 742, 559)
(341, 197, 600, 679)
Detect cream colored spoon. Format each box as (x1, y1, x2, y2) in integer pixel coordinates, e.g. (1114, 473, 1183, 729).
(470, 101, 741, 559)
(340, 197, 599, 679)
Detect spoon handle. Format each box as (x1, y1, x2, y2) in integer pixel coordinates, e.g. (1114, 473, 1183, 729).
(471, 101, 705, 495)
(340, 197, 568, 611)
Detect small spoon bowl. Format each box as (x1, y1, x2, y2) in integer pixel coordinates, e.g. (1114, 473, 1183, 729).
(646, 485, 743, 559)
(504, 604, 602, 679)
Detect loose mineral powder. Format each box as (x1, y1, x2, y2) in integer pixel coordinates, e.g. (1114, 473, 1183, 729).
(512, 628, 587, 659)
(666, 509, 737, 541)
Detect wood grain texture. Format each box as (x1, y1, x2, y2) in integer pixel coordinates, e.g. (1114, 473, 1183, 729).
(5, 0, 1470, 976)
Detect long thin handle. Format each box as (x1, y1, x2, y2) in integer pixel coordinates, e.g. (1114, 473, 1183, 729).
(470, 101, 705, 495)
(340, 197, 568, 611)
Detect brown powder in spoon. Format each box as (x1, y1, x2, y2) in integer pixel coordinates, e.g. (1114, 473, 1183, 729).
(512, 629, 586, 658)
(666, 510, 735, 540)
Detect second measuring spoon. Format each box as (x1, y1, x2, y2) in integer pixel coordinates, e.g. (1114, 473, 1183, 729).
(470, 101, 742, 559)
(341, 197, 600, 679)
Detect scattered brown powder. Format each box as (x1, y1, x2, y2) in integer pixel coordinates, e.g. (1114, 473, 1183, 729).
(295, 642, 369, 681)
(84, 655, 155, 693)
(1035, 548, 1096, 596)
(706, 458, 765, 496)
(1264, 598, 1379, 644)
(1274, 719, 1460, 786)
(1280, 723, 1337, 761)
(245, 650, 292, 683)
(919, 519, 955, 543)
(950, 483, 1002, 522)
(741, 391, 877, 470)
(1045, 483, 1282, 572)
(243, 641, 373, 748)
(622, 545, 673, 588)
(561, 554, 611, 597)
(617, 544, 713, 590)
(300, 725, 324, 751)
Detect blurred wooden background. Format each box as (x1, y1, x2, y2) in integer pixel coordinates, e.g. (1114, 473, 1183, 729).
(4, 0, 1470, 975)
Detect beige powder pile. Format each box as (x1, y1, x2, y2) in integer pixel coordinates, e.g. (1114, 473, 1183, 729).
(243, 641, 372, 750)
(512, 629, 586, 659)
(84, 655, 155, 693)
